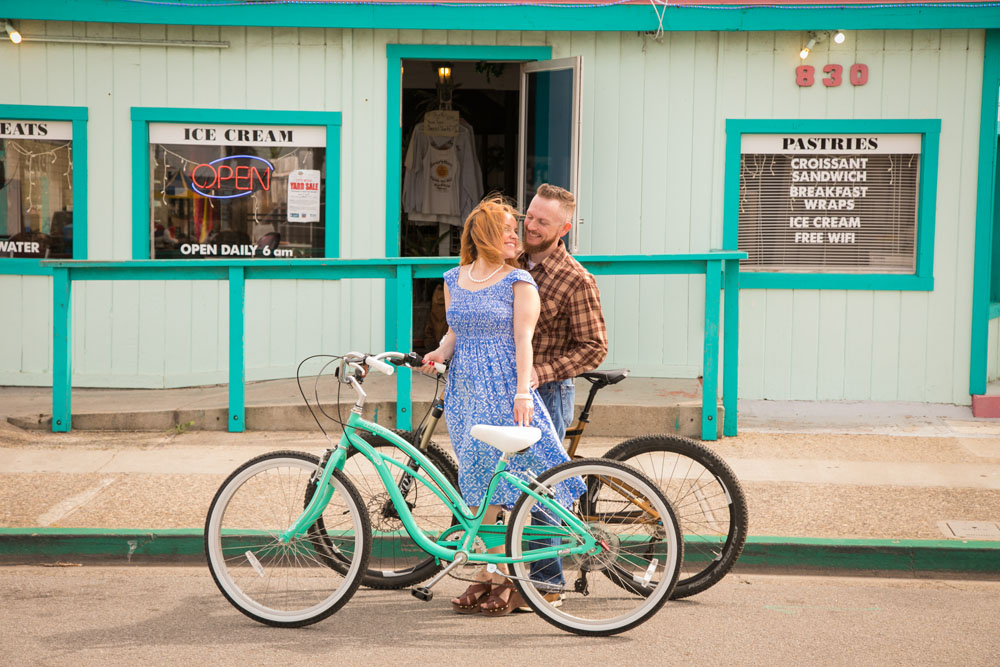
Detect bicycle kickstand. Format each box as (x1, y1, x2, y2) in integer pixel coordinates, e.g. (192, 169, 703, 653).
(410, 551, 469, 602)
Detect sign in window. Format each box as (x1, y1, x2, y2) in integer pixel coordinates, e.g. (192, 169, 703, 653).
(738, 133, 921, 273)
(0, 119, 75, 259)
(148, 122, 326, 259)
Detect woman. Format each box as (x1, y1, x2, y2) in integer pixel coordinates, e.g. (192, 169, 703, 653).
(423, 195, 584, 616)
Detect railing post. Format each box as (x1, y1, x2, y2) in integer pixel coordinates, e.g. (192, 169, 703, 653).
(723, 258, 740, 436)
(394, 263, 413, 430)
(701, 260, 722, 441)
(228, 266, 246, 432)
(52, 267, 72, 432)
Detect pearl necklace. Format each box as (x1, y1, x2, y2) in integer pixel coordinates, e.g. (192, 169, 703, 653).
(468, 261, 504, 284)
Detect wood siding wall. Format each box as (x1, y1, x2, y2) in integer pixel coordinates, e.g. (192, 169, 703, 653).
(0, 23, 986, 404)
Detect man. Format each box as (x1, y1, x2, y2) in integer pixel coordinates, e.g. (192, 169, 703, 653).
(520, 183, 608, 440)
(517, 184, 608, 608)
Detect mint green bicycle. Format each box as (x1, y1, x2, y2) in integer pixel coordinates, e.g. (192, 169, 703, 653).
(205, 351, 683, 636)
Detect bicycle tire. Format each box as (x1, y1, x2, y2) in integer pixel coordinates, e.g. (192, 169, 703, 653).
(338, 429, 460, 589)
(603, 434, 748, 599)
(205, 450, 371, 628)
(506, 458, 682, 636)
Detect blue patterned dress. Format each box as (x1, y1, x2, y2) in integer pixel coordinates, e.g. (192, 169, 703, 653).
(443, 266, 585, 508)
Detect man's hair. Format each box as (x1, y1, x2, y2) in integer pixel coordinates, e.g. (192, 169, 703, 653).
(459, 195, 519, 268)
(535, 183, 576, 222)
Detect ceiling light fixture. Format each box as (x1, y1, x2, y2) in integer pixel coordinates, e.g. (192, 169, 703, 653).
(437, 65, 453, 85)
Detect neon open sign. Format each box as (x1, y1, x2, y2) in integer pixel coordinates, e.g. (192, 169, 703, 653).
(190, 155, 274, 199)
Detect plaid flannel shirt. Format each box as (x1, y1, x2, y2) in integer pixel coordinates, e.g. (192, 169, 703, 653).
(520, 241, 608, 386)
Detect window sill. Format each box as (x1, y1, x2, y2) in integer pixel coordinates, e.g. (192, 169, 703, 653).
(0, 259, 56, 276)
(739, 272, 933, 291)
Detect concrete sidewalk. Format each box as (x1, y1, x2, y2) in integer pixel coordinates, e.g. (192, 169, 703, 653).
(2, 378, 1000, 573)
(1, 374, 710, 436)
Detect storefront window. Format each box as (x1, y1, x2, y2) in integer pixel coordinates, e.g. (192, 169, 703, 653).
(149, 122, 326, 259)
(737, 133, 921, 274)
(0, 119, 75, 259)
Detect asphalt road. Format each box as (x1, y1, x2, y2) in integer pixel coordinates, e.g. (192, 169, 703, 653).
(1, 565, 998, 666)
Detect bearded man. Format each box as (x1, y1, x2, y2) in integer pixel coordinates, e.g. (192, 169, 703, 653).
(519, 183, 608, 440)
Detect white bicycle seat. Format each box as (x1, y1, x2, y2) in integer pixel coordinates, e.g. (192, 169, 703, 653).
(470, 425, 541, 454)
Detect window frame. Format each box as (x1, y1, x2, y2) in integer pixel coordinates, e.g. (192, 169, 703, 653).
(0, 104, 88, 276)
(131, 107, 342, 260)
(724, 118, 941, 291)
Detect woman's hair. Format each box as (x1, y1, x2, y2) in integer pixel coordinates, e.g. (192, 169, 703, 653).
(459, 195, 519, 267)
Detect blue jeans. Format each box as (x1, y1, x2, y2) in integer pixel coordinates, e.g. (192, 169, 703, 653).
(536, 378, 575, 441)
(529, 379, 575, 589)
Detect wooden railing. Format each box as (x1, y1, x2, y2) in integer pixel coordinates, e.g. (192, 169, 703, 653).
(44, 251, 744, 440)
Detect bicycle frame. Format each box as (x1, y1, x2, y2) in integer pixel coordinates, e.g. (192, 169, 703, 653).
(401, 378, 658, 525)
(280, 410, 599, 566)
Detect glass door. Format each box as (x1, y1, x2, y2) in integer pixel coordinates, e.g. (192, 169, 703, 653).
(518, 56, 582, 251)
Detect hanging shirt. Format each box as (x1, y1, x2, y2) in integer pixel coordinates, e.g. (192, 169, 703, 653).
(402, 121, 483, 227)
(417, 144, 461, 223)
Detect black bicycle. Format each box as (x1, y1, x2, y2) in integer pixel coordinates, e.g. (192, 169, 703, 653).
(334, 353, 747, 600)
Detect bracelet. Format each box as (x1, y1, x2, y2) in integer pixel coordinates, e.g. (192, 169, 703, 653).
(514, 393, 532, 400)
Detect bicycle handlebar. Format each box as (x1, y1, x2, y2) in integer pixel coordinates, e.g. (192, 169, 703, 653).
(343, 350, 446, 379)
(388, 351, 447, 375)
(365, 355, 395, 376)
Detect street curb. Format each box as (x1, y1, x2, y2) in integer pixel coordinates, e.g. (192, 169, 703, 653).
(2, 528, 998, 573)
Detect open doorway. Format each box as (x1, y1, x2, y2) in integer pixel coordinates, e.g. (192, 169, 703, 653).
(401, 59, 522, 351)
(387, 47, 582, 352)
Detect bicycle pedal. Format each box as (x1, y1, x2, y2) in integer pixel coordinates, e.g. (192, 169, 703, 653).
(411, 586, 433, 602)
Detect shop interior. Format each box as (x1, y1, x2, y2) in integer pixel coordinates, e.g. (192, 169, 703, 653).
(0, 138, 74, 259)
(400, 59, 521, 351)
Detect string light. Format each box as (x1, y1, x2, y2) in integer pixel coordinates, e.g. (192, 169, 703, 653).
(120, 0, 639, 8)
(116, 0, 1000, 9)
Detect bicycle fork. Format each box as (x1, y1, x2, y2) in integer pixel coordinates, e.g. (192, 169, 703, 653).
(279, 445, 348, 543)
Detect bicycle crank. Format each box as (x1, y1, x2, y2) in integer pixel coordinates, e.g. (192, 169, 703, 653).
(410, 551, 469, 602)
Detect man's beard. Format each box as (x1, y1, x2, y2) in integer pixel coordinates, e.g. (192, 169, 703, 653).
(522, 234, 558, 255)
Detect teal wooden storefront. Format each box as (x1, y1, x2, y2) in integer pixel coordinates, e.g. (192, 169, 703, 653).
(2, 1, 1000, 432)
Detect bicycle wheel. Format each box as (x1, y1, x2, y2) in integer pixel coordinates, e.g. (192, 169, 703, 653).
(205, 450, 371, 628)
(603, 435, 748, 599)
(339, 430, 460, 589)
(506, 458, 682, 636)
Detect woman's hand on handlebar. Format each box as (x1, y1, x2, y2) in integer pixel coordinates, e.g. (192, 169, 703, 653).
(421, 348, 448, 376)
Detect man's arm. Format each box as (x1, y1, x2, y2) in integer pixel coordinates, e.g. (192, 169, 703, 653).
(534, 276, 608, 386)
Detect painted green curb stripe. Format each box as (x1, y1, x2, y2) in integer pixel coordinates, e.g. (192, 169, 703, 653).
(2, 529, 998, 573)
(740, 536, 1000, 573)
(0, 529, 204, 558)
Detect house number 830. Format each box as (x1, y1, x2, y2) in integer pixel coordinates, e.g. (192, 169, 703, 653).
(796, 64, 869, 87)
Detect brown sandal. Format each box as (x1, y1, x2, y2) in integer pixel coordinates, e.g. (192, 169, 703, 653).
(451, 581, 492, 614)
(479, 581, 525, 616)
